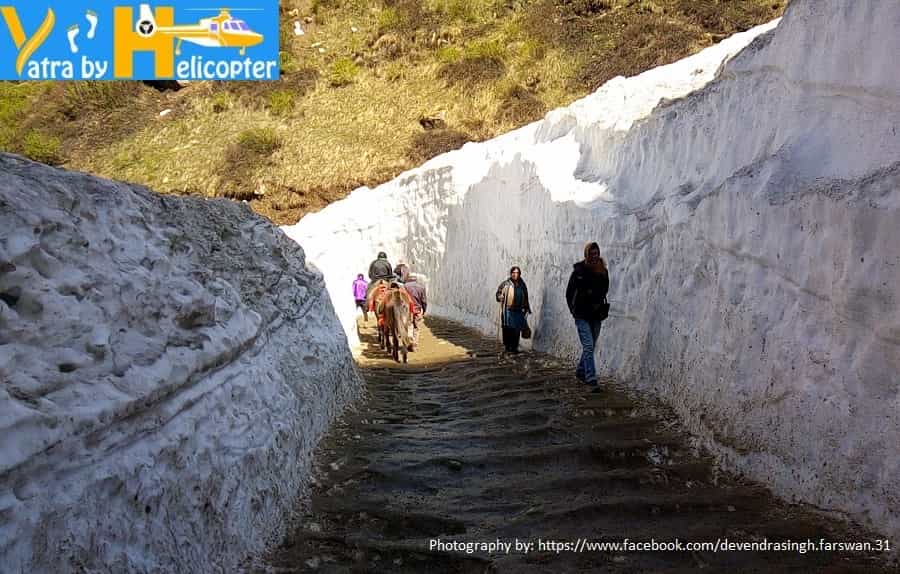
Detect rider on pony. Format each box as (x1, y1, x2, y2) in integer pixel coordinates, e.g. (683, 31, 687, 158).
(368, 279, 416, 352)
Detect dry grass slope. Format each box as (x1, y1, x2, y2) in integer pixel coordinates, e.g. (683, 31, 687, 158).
(0, 0, 785, 224)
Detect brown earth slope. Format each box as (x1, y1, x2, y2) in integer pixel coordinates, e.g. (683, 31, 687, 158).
(0, 0, 786, 225)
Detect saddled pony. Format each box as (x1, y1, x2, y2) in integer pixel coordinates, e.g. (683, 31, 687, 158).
(382, 287, 413, 363)
(366, 279, 391, 346)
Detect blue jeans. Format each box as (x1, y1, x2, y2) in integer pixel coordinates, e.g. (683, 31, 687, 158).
(575, 319, 603, 384)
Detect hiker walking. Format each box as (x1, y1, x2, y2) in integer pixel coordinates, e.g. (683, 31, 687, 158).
(352, 273, 369, 322)
(400, 267, 427, 346)
(394, 262, 409, 284)
(495, 266, 531, 353)
(565, 242, 610, 387)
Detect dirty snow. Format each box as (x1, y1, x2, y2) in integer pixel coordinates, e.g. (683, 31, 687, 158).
(284, 0, 900, 540)
(0, 154, 361, 572)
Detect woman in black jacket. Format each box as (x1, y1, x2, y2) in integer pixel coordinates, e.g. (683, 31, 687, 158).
(565, 242, 609, 387)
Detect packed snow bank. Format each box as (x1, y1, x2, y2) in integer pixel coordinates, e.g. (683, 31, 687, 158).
(284, 0, 900, 539)
(0, 154, 361, 572)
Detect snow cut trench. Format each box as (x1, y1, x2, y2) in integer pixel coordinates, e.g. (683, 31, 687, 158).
(283, 0, 900, 541)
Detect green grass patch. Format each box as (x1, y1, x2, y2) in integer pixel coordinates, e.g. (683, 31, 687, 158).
(220, 127, 282, 200)
(436, 46, 462, 64)
(377, 7, 406, 33)
(519, 39, 546, 60)
(211, 92, 232, 113)
(464, 38, 506, 60)
(280, 50, 300, 74)
(438, 39, 508, 88)
(329, 57, 359, 87)
(0, 83, 32, 150)
(428, 0, 498, 23)
(237, 128, 280, 155)
(267, 90, 295, 116)
(636, 0, 664, 14)
(383, 61, 406, 82)
(63, 82, 136, 115)
(436, 45, 462, 64)
(22, 131, 64, 165)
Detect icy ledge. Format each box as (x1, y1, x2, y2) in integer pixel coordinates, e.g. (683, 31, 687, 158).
(284, 1, 900, 540)
(0, 154, 362, 572)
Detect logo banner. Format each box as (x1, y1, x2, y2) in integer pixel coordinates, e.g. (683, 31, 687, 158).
(0, 1, 280, 80)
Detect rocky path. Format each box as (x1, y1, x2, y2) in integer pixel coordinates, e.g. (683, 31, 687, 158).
(257, 318, 889, 573)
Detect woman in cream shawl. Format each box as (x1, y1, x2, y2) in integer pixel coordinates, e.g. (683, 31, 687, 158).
(495, 266, 531, 353)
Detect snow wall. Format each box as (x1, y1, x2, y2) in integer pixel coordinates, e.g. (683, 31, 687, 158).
(284, 0, 900, 539)
(0, 154, 362, 572)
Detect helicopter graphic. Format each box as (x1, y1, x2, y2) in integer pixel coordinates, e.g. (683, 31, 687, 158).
(134, 4, 264, 56)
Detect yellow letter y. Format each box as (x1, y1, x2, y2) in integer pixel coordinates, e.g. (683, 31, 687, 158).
(1, 7, 55, 76)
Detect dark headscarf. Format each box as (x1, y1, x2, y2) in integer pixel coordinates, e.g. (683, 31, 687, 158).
(584, 242, 608, 275)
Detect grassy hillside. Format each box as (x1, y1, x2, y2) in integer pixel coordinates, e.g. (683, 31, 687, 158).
(0, 0, 785, 224)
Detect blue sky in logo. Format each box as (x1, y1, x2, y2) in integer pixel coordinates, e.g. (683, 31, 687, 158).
(0, 1, 280, 79)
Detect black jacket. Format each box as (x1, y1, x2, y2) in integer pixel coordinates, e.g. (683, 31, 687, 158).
(565, 262, 609, 320)
(368, 258, 393, 281)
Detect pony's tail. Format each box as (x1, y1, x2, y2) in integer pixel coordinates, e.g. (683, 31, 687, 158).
(394, 302, 411, 348)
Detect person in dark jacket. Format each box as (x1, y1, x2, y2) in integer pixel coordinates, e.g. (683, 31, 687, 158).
(496, 266, 531, 353)
(367, 252, 394, 300)
(565, 242, 610, 387)
(368, 252, 394, 282)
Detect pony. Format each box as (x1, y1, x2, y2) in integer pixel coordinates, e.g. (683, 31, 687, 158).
(366, 279, 391, 346)
(366, 279, 415, 360)
(382, 287, 413, 363)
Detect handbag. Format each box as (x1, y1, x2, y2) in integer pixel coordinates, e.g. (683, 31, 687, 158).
(521, 322, 532, 339)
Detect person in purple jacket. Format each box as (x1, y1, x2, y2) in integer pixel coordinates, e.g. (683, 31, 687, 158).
(353, 273, 369, 322)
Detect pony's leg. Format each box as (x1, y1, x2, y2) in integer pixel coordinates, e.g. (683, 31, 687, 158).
(391, 326, 399, 362)
(389, 325, 394, 356)
(392, 324, 399, 362)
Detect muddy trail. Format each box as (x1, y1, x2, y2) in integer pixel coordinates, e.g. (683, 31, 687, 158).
(257, 318, 889, 573)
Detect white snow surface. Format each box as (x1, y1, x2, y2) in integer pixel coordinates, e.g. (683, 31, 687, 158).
(0, 154, 361, 572)
(284, 1, 900, 539)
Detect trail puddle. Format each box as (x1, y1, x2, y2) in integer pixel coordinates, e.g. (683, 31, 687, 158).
(256, 318, 890, 573)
